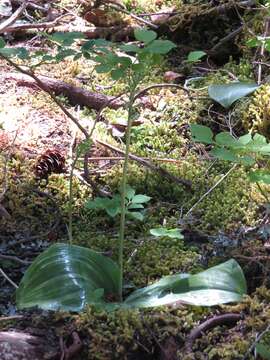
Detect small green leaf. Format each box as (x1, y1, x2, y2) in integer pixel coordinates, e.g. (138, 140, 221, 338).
(126, 185, 136, 200)
(190, 124, 214, 144)
(150, 228, 184, 239)
(134, 29, 157, 44)
(145, 40, 176, 54)
(111, 68, 125, 80)
(246, 37, 261, 48)
(48, 32, 85, 46)
(187, 50, 206, 63)
(238, 134, 252, 145)
(95, 64, 113, 73)
(0, 37, 5, 49)
(210, 147, 239, 162)
(131, 194, 151, 204)
(128, 211, 144, 221)
(248, 170, 270, 184)
(120, 44, 141, 53)
(208, 82, 259, 109)
(256, 343, 270, 359)
(215, 132, 241, 148)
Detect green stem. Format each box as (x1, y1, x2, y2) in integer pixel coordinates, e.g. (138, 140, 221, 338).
(68, 154, 79, 244)
(118, 88, 136, 301)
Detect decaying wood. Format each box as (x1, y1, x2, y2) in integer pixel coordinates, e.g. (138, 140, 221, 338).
(0, 331, 57, 360)
(3, 73, 124, 110)
(0, 1, 27, 33)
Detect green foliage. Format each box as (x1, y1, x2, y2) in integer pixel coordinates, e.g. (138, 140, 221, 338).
(85, 186, 151, 221)
(187, 50, 206, 63)
(208, 82, 259, 109)
(150, 228, 184, 239)
(191, 124, 270, 170)
(16, 244, 247, 311)
(256, 343, 270, 359)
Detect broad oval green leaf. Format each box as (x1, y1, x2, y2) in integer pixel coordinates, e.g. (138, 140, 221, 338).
(208, 82, 259, 109)
(190, 124, 213, 144)
(134, 29, 157, 44)
(124, 259, 246, 308)
(256, 343, 270, 360)
(215, 132, 242, 148)
(16, 243, 120, 311)
(145, 40, 176, 55)
(187, 50, 206, 63)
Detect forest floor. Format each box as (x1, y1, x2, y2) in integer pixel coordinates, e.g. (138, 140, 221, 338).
(1, 0, 270, 359)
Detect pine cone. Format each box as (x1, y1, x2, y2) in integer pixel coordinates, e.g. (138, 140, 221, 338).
(34, 149, 66, 180)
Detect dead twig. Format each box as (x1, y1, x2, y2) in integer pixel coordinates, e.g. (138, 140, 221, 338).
(0, 267, 18, 288)
(0, 254, 31, 265)
(257, 17, 270, 84)
(0, 1, 28, 33)
(2, 13, 75, 33)
(185, 313, 242, 353)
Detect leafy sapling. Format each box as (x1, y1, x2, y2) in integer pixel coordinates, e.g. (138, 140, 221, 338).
(15, 30, 247, 312)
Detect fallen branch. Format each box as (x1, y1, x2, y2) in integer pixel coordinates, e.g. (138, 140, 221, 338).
(1, 13, 74, 33)
(0, 1, 28, 33)
(185, 313, 242, 353)
(0, 254, 31, 265)
(3, 72, 124, 111)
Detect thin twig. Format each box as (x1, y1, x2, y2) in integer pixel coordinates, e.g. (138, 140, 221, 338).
(2, 13, 75, 33)
(134, 83, 190, 101)
(103, 2, 158, 29)
(257, 17, 270, 85)
(0, 254, 31, 265)
(0, 315, 23, 321)
(243, 324, 270, 359)
(0, 1, 28, 33)
(184, 164, 237, 217)
(0, 267, 18, 288)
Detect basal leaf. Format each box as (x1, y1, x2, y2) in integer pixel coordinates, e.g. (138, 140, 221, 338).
(124, 259, 246, 308)
(16, 243, 120, 311)
(190, 124, 214, 144)
(208, 82, 259, 109)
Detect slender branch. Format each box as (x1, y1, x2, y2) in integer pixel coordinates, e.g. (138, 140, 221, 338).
(2, 13, 74, 33)
(184, 164, 237, 217)
(257, 17, 270, 85)
(0, 1, 28, 33)
(0, 267, 18, 288)
(0, 254, 31, 265)
(243, 324, 270, 359)
(134, 83, 190, 101)
(102, 1, 158, 29)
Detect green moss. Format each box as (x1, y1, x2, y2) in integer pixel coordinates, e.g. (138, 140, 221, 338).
(242, 84, 270, 137)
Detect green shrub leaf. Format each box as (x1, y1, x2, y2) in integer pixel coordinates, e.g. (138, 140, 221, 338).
(190, 124, 214, 144)
(208, 82, 259, 109)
